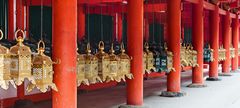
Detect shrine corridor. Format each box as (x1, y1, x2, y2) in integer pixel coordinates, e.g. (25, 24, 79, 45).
(32, 68, 240, 108)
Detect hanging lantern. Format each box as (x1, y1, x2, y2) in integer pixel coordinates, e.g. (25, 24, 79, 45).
(117, 43, 133, 82)
(159, 44, 168, 72)
(204, 44, 214, 62)
(163, 43, 175, 74)
(152, 45, 162, 72)
(0, 30, 16, 90)
(230, 44, 235, 58)
(27, 40, 57, 93)
(189, 45, 199, 67)
(95, 41, 114, 82)
(84, 43, 102, 84)
(143, 42, 156, 74)
(218, 45, 226, 61)
(108, 43, 120, 82)
(180, 43, 189, 67)
(77, 52, 89, 86)
(10, 29, 35, 86)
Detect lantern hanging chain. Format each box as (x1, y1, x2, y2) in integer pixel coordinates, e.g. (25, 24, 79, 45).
(40, 0, 43, 41)
(152, 0, 155, 43)
(111, 4, 114, 43)
(87, 0, 90, 42)
(121, 0, 124, 43)
(0, 0, 3, 29)
(100, 1, 103, 41)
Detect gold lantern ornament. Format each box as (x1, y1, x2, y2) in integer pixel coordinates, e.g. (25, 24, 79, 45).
(27, 40, 57, 93)
(77, 52, 89, 86)
(78, 43, 102, 85)
(108, 44, 120, 82)
(10, 29, 35, 86)
(117, 43, 133, 82)
(230, 44, 235, 58)
(180, 43, 189, 67)
(143, 42, 156, 74)
(0, 30, 16, 90)
(95, 41, 114, 82)
(163, 43, 175, 73)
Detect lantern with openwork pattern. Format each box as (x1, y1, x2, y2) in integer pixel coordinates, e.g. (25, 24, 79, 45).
(0, 30, 16, 90)
(117, 43, 133, 82)
(10, 29, 35, 86)
(108, 44, 120, 82)
(77, 52, 89, 86)
(27, 40, 57, 93)
(95, 41, 114, 82)
(143, 42, 156, 74)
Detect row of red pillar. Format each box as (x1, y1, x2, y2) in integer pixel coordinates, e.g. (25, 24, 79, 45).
(6, 0, 240, 107)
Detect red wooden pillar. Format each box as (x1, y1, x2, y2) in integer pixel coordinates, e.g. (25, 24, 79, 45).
(188, 0, 206, 87)
(161, 0, 185, 97)
(77, 5, 85, 41)
(207, 6, 221, 81)
(8, 0, 15, 40)
(231, 16, 239, 72)
(221, 12, 231, 76)
(125, 0, 143, 106)
(52, 0, 77, 108)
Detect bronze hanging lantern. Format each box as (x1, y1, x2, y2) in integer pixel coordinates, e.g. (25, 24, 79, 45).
(117, 43, 133, 82)
(230, 44, 235, 58)
(10, 29, 35, 86)
(108, 43, 120, 82)
(189, 45, 199, 67)
(163, 43, 175, 74)
(143, 42, 156, 74)
(0, 30, 16, 90)
(77, 52, 89, 86)
(180, 43, 189, 67)
(83, 43, 102, 84)
(27, 40, 57, 93)
(218, 45, 226, 61)
(95, 41, 114, 82)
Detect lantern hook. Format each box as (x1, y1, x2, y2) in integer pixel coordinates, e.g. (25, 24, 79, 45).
(98, 41, 105, 51)
(0, 29, 3, 40)
(14, 29, 26, 42)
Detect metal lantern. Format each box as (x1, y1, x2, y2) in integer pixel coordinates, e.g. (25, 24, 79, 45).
(10, 29, 35, 86)
(230, 44, 235, 58)
(189, 46, 199, 67)
(0, 30, 16, 90)
(158, 45, 168, 72)
(108, 44, 120, 82)
(83, 43, 102, 84)
(143, 42, 156, 74)
(117, 43, 133, 82)
(204, 44, 214, 62)
(77, 52, 89, 86)
(218, 45, 226, 61)
(27, 40, 57, 93)
(95, 41, 114, 82)
(163, 43, 175, 74)
(150, 44, 162, 72)
(180, 43, 189, 67)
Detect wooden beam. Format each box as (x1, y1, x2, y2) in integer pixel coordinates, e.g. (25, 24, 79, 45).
(184, 0, 199, 4)
(219, 8, 227, 15)
(203, 1, 215, 10)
